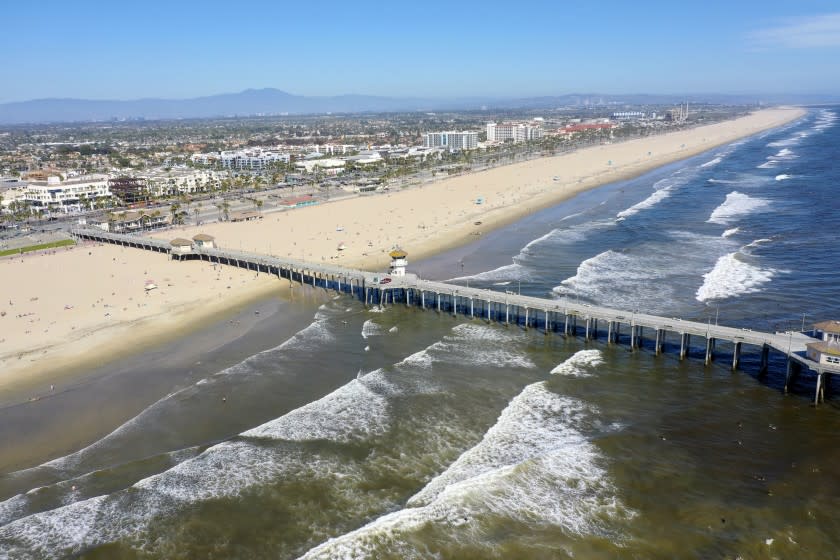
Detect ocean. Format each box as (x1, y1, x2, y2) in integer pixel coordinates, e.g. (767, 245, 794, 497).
(1, 107, 839, 558)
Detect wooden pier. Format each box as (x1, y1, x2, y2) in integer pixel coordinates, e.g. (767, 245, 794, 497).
(72, 228, 836, 404)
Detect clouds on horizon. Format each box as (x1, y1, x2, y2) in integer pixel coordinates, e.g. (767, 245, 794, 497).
(748, 12, 840, 49)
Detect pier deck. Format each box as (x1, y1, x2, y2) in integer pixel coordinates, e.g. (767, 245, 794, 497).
(72, 228, 836, 404)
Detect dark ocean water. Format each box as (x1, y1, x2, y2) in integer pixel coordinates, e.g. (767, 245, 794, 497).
(1, 108, 839, 559)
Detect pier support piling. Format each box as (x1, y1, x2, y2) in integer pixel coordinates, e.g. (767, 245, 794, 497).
(784, 358, 801, 393)
(679, 333, 690, 360)
(732, 342, 742, 371)
(705, 337, 716, 366)
(759, 344, 770, 377)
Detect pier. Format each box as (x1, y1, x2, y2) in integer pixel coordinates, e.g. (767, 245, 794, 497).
(73, 228, 836, 405)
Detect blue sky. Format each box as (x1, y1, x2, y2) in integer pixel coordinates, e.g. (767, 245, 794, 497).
(1, 0, 839, 103)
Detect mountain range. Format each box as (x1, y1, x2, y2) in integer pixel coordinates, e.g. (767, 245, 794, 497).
(0, 88, 837, 125)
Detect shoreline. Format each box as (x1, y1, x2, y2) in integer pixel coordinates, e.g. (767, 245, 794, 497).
(0, 107, 805, 394)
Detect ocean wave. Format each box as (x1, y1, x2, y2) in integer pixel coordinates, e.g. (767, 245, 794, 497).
(299, 374, 632, 558)
(695, 252, 776, 302)
(616, 186, 673, 220)
(775, 174, 792, 181)
(447, 262, 533, 284)
(700, 156, 722, 168)
(243, 377, 390, 443)
(757, 160, 778, 169)
(772, 148, 797, 160)
(722, 227, 740, 238)
(707, 191, 770, 225)
(5, 304, 343, 491)
(550, 349, 604, 377)
(520, 219, 615, 255)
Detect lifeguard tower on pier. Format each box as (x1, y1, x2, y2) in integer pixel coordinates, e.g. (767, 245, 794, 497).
(389, 248, 408, 276)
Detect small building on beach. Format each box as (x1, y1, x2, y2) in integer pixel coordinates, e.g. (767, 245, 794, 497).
(192, 233, 216, 249)
(806, 321, 840, 367)
(389, 248, 408, 276)
(170, 237, 193, 256)
(229, 210, 263, 222)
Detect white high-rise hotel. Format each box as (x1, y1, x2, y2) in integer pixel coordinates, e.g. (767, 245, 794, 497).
(486, 122, 543, 143)
(423, 131, 478, 152)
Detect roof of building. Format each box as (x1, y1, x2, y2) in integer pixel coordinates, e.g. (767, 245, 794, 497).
(807, 341, 840, 356)
(192, 233, 215, 241)
(389, 249, 407, 259)
(229, 210, 263, 221)
(813, 320, 840, 334)
(170, 238, 193, 247)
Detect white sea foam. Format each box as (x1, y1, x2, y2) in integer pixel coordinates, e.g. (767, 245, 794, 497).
(775, 174, 792, 181)
(550, 349, 604, 377)
(695, 252, 776, 302)
(722, 227, 740, 238)
(741, 238, 773, 254)
(243, 378, 389, 443)
(448, 262, 533, 284)
(616, 186, 673, 220)
(300, 374, 631, 558)
(773, 148, 796, 160)
(700, 156, 722, 168)
(521, 219, 614, 252)
(707, 192, 770, 225)
(757, 160, 778, 169)
(361, 319, 382, 339)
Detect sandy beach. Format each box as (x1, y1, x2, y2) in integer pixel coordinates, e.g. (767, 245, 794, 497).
(0, 107, 804, 394)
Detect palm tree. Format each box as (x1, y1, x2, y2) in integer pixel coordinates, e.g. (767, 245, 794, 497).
(255, 199, 264, 213)
(222, 201, 230, 222)
(170, 202, 184, 225)
(193, 202, 202, 225)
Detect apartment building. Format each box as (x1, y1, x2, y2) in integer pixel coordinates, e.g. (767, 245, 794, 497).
(141, 168, 221, 196)
(23, 174, 111, 213)
(486, 122, 543, 143)
(422, 131, 478, 152)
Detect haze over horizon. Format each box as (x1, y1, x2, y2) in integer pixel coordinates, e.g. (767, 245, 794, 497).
(2, 1, 839, 105)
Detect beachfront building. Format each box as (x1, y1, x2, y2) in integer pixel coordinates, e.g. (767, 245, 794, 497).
(806, 321, 840, 368)
(389, 248, 408, 276)
(611, 111, 646, 120)
(423, 131, 478, 152)
(219, 149, 291, 170)
(91, 210, 169, 233)
(170, 238, 193, 257)
(486, 122, 543, 144)
(22, 174, 111, 213)
(229, 210, 263, 222)
(294, 158, 346, 174)
(140, 168, 221, 196)
(346, 151, 385, 166)
(192, 233, 216, 249)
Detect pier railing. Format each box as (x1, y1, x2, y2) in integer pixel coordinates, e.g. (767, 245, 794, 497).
(71, 228, 833, 404)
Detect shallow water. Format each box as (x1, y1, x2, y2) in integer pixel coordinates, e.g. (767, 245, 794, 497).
(1, 107, 839, 558)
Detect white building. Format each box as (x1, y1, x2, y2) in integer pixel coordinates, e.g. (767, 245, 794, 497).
(389, 248, 408, 276)
(218, 149, 290, 170)
(486, 122, 543, 144)
(23, 174, 111, 213)
(295, 158, 347, 174)
(807, 321, 840, 368)
(140, 168, 221, 196)
(423, 131, 478, 152)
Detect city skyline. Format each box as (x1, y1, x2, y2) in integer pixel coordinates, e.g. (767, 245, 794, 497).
(2, 1, 839, 104)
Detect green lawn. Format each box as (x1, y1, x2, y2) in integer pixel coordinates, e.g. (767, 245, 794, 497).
(0, 238, 76, 257)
